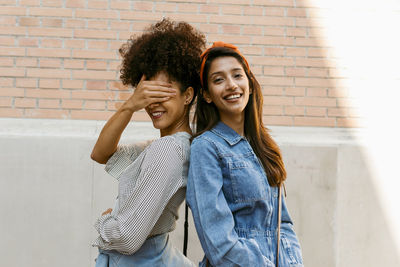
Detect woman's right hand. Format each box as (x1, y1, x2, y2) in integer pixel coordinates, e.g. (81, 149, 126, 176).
(123, 75, 177, 112)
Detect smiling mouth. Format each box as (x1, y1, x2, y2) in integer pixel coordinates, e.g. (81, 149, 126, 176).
(151, 112, 164, 119)
(224, 93, 242, 100)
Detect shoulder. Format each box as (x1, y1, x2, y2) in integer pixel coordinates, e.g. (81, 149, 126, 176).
(146, 132, 190, 161)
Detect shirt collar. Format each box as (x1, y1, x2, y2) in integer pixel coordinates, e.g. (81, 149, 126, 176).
(211, 121, 245, 146)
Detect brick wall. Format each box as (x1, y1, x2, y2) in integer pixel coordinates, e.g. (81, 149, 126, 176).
(0, 0, 362, 127)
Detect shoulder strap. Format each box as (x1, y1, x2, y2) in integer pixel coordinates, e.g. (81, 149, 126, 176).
(183, 202, 189, 256)
(276, 185, 282, 267)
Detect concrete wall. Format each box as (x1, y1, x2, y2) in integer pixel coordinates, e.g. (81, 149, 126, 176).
(0, 118, 398, 266)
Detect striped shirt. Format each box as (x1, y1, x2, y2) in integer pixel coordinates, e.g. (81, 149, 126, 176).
(93, 131, 191, 255)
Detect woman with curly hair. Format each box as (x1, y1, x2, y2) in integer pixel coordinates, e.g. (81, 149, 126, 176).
(187, 42, 303, 266)
(91, 19, 205, 266)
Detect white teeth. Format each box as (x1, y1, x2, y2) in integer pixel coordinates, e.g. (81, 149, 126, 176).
(225, 94, 241, 100)
(152, 112, 162, 117)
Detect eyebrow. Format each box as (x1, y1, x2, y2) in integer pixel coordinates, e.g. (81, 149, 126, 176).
(209, 68, 244, 77)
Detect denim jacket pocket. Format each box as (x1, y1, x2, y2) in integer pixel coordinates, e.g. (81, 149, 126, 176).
(280, 233, 303, 266)
(228, 158, 268, 203)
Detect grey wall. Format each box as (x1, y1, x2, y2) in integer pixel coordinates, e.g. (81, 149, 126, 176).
(0, 118, 398, 267)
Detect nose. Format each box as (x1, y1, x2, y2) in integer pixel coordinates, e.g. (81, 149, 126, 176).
(226, 76, 238, 90)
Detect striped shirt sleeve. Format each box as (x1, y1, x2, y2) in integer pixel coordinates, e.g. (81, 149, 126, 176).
(104, 140, 153, 180)
(94, 136, 184, 254)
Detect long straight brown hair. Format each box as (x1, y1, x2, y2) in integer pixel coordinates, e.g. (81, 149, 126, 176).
(193, 47, 286, 186)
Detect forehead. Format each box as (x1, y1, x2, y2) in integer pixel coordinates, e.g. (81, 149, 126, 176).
(208, 56, 244, 75)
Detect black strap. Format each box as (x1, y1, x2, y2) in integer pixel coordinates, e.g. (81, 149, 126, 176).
(183, 202, 189, 256)
(276, 185, 282, 267)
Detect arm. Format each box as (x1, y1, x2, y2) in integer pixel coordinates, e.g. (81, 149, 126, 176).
(91, 75, 176, 164)
(187, 138, 272, 267)
(94, 138, 184, 254)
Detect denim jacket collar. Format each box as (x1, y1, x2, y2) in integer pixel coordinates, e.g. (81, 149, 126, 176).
(211, 121, 245, 146)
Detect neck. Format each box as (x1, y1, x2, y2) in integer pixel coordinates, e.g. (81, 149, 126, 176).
(160, 116, 192, 137)
(220, 113, 245, 136)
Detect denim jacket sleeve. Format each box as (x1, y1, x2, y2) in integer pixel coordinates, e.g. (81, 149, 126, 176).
(187, 137, 272, 267)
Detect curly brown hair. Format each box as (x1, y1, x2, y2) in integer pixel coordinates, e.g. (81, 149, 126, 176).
(119, 18, 206, 104)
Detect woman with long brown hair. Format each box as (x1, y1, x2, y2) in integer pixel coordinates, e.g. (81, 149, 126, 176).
(187, 42, 303, 266)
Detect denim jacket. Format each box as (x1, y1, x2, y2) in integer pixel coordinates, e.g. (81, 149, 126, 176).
(187, 122, 303, 267)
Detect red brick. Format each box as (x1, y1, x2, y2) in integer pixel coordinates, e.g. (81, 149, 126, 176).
(29, 7, 73, 17)
(210, 15, 251, 25)
(109, 81, 129, 91)
(28, 27, 72, 37)
(242, 26, 263, 35)
(110, 1, 130, 10)
(88, 20, 108, 29)
(0, 97, 12, 107)
(285, 106, 304, 116)
(199, 4, 218, 14)
(0, 58, 14, 66)
(27, 68, 70, 79)
(15, 98, 36, 108)
(84, 100, 106, 110)
(287, 8, 307, 17)
(0, 78, 14, 87)
(285, 68, 305, 77)
(20, 0, 40, 6)
(0, 26, 26, 35)
(40, 59, 61, 68)
(328, 88, 348, 98)
(263, 96, 293, 106)
(253, 36, 294, 46)
(308, 68, 328, 77)
(27, 48, 70, 58)
(260, 76, 293, 86)
(16, 58, 37, 67)
(328, 108, 348, 117)
(295, 97, 336, 107)
(0, 37, 15, 46)
(64, 39, 85, 49)
(66, 0, 85, 8)
(222, 25, 241, 34)
(110, 21, 130, 30)
(168, 13, 207, 23)
(62, 99, 83, 109)
(39, 98, 60, 108)
(26, 88, 70, 98)
(16, 78, 37, 88)
(0, 47, 25, 56)
(73, 70, 116, 80)
(65, 19, 85, 28)
(265, 7, 285, 16)
(254, 16, 294, 26)
(88, 40, 109, 49)
(88, 80, 108, 90)
(285, 87, 305, 96)
(263, 115, 293, 126)
(71, 90, 115, 100)
(134, 1, 154, 11)
(221, 5, 242, 15)
(70, 110, 113, 120)
(74, 29, 117, 39)
(72, 50, 116, 59)
(42, 0, 63, 7)
(0, 17, 17, 25)
(0, 87, 24, 97)
(263, 105, 283, 116)
(264, 27, 286, 36)
(88, 0, 108, 9)
(39, 79, 60, 88)
(197, 24, 219, 34)
(287, 27, 307, 37)
(87, 60, 107, 70)
(240, 46, 263, 55)
(243, 6, 263, 16)
(294, 117, 335, 127)
(286, 47, 306, 57)
(263, 67, 284, 76)
(41, 39, 63, 48)
(0, 6, 26, 15)
(337, 118, 362, 128)
(1, 67, 25, 77)
(0, 108, 23, 117)
(252, 57, 294, 67)
(295, 77, 333, 87)
(19, 17, 40, 26)
(207, 34, 251, 45)
(262, 86, 284, 96)
(75, 9, 117, 19)
(64, 59, 84, 69)
(306, 107, 326, 116)
(62, 79, 84, 89)
(25, 109, 69, 119)
(18, 38, 39, 47)
(42, 18, 63, 27)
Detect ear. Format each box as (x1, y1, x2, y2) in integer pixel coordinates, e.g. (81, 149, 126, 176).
(203, 90, 212, 104)
(183, 87, 194, 105)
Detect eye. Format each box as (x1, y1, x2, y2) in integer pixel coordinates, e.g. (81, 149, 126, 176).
(213, 77, 224, 84)
(234, 73, 243, 79)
